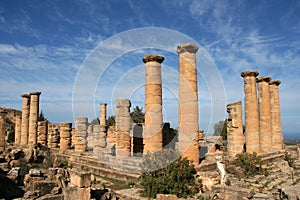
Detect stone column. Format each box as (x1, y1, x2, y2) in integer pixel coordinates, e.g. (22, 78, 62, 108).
(241, 70, 260, 153)
(20, 94, 30, 145)
(115, 99, 131, 157)
(14, 115, 22, 145)
(37, 120, 48, 146)
(257, 76, 272, 152)
(87, 125, 94, 150)
(60, 122, 72, 150)
(227, 101, 245, 157)
(0, 111, 7, 151)
(47, 124, 59, 148)
(143, 54, 164, 153)
(177, 43, 200, 164)
(28, 92, 41, 147)
(269, 80, 284, 150)
(74, 117, 88, 152)
(94, 103, 108, 155)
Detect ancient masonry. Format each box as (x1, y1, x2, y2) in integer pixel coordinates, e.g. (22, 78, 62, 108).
(257, 76, 272, 152)
(48, 124, 59, 148)
(28, 92, 41, 147)
(226, 101, 244, 157)
(60, 122, 72, 150)
(227, 71, 284, 156)
(143, 54, 164, 153)
(37, 120, 48, 146)
(269, 80, 284, 150)
(20, 94, 30, 145)
(0, 111, 7, 151)
(74, 118, 88, 152)
(14, 114, 22, 145)
(177, 43, 200, 164)
(93, 103, 108, 155)
(115, 99, 131, 157)
(241, 70, 260, 153)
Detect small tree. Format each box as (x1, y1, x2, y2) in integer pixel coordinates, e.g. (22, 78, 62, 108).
(130, 106, 145, 124)
(90, 118, 100, 125)
(38, 110, 47, 121)
(106, 116, 115, 127)
(139, 149, 199, 198)
(213, 120, 227, 139)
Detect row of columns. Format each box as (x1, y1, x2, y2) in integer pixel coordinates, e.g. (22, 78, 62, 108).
(227, 70, 283, 156)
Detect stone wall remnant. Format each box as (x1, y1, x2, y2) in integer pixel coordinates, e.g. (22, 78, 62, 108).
(20, 94, 30, 145)
(60, 122, 72, 150)
(241, 70, 260, 153)
(269, 80, 284, 150)
(177, 43, 200, 164)
(0, 111, 7, 151)
(115, 99, 131, 157)
(226, 101, 244, 157)
(28, 92, 41, 147)
(37, 120, 48, 146)
(143, 54, 164, 153)
(48, 124, 59, 148)
(74, 117, 88, 152)
(257, 76, 272, 152)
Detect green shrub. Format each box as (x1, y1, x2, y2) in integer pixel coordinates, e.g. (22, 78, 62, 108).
(235, 152, 265, 178)
(284, 151, 295, 167)
(139, 149, 199, 198)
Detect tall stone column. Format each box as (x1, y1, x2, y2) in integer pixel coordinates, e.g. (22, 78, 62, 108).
(74, 117, 88, 152)
(94, 103, 108, 155)
(269, 80, 284, 150)
(100, 103, 107, 127)
(227, 101, 245, 157)
(115, 99, 131, 157)
(177, 43, 200, 164)
(60, 122, 72, 150)
(28, 92, 41, 147)
(37, 120, 48, 146)
(257, 76, 272, 152)
(15, 115, 22, 145)
(0, 111, 7, 151)
(143, 54, 164, 153)
(20, 94, 30, 145)
(241, 70, 260, 153)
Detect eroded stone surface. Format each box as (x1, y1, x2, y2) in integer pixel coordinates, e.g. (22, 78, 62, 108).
(28, 92, 41, 147)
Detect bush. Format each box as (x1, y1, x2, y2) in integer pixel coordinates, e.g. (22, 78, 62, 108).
(139, 149, 199, 198)
(235, 152, 265, 178)
(284, 151, 295, 167)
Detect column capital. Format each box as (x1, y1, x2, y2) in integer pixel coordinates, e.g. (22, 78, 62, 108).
(21, 94, 30, 98)
(0, 110, 7, 117)
(256, 76, 271, 83)
(143, 54, 164, 63)
(30, 92, 41, 96)
(269, 80, 281, 86)
(227, 101, 242, 111)
(100, 103, 107, 106)
(176, 43, 199, 54)
(241, 70, 259, 78)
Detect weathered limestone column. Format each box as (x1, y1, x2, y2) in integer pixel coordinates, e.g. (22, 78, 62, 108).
(14, 115, 22, 145)
(241, 70, 260, 153)
(143, 54, 164, 153)
(37, 120, 48, 146)
(87, 125, 94, 150)
(28, 92, 41, 147)
(94, 103, 108, 155)
(20, 94, 30, 145)
(177, 43, 200, 164)
(60, 122, 72, 150)
(74, 117, 88, 152)
(48, 124, 59, 148)
(227, 101, 245, 157)
(257, 76, 272, 152)
(269, 80, 284, 150)
(0, 111, 7, 151)
(115, 99, 131, 157)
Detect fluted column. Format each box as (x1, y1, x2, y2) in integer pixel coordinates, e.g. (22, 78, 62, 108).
(20, 94, 30, 145)
(14, 115, 22, 145)
(143, 54, 164, 153)
(60, 122, 72, 150)
(227, 101, 245, 157)
(241, 70, 260, 153)
(28, 92, 41, 147)
(100, 103, 107, 127)
(115, 99, 131, 156)
(257, 76, 272, 152)
(269, 80, 284, 150)
(177, 43, 200, 164)
(0, 111, 7, 151)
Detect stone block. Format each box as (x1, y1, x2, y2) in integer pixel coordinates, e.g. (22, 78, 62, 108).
(64, 186, 90, 200)
(70, 170, 91, 188)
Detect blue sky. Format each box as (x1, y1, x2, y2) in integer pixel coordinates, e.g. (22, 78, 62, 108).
(0, 0, 299, 138)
